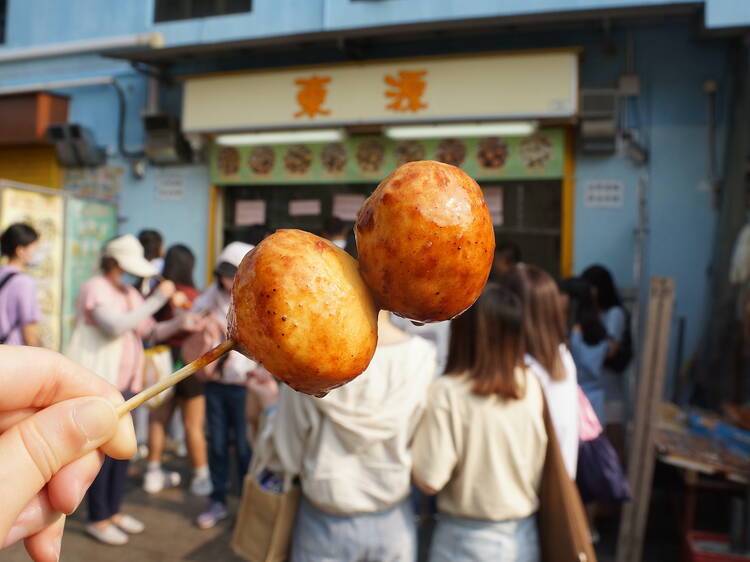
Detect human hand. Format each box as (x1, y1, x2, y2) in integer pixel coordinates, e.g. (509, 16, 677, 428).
(0, 347, 136, 561)
(246, 368, 279, 411)
(176, 313, 204, 333)
(171, 291, 190, 310)
(157, 280, 176, 300)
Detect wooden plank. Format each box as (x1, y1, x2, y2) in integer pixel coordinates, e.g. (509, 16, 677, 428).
(616, 277, 665, 562)
(616, 277, 675, 562)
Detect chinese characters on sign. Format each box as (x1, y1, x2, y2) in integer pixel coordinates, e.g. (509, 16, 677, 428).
(385, 70, 428, 112)
(292, 70, 429, 119)
(294, 75, 331, 118)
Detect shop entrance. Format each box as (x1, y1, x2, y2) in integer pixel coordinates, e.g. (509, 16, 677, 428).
(489, 179, 563, 278)
(221, 178, 563, 278)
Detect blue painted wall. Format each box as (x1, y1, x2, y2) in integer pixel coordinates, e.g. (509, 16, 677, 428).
(116, 161, 210, 288)
(571, 24, 732, 392)
(706, 0, 750, 29)
(0, 0, 740, 53)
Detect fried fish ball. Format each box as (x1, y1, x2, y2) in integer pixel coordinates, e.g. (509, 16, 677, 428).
(229, 229, 378, 396)
(355, 160, 495, 322)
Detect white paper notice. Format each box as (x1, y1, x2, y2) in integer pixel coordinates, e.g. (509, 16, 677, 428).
(333, 194, 365, 221)
(483, 187, 503, 225)
(584, 180, 624, 208)
(235, 200, 266, 226)
(155, 173, 185, 201)
(289, 199, 321, 216)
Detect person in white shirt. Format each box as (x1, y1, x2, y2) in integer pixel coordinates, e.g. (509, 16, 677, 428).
(248, 310, 437, 562)
(503, 264, 579, 478)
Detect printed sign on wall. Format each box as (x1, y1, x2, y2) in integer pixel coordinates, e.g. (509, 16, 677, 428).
(584, 180, 625, 209)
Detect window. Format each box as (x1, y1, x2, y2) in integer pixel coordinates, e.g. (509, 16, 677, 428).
(0, 0, 7, 44)
(154, 0, 251, 23)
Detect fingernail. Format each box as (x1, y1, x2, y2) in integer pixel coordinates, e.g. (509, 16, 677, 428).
(72, 398, 116, 443)
(2, 523, 26, 548)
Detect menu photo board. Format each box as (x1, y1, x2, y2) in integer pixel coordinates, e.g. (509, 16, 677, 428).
(62, 198, 118, 349)
(0, 184, 65, 350)
(211, 128, 564, 185)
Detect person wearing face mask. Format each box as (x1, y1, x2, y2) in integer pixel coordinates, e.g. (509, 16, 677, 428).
(185, 241, 257, 530)
(0, 223, 42, 347)
(66, 234, 204, 546)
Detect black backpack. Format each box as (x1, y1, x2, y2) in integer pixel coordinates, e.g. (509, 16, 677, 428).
(604, 308, 633, 374)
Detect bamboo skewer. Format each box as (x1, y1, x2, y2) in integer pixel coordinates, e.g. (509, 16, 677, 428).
(117, 340, 235, 417)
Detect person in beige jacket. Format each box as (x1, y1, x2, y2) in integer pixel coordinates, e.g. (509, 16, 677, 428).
(248, 310, 437, 562)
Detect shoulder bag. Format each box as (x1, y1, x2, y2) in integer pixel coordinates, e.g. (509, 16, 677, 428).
(232, 413, 300, 562)
(538, 394, 598, 562)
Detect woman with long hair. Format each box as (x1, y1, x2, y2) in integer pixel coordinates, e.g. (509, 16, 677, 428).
(412, 285, 547, 561)
(581, 264, 629, 434)
(505, 264, 579, 478)
(143, 244, 212, 497)
(558, 277, 610, 426)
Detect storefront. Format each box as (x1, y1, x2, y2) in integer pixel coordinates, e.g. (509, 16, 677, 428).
(181, 49, 579, 279)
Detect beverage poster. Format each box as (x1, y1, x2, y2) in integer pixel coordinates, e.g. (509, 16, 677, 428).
(61, 198, 117, 349)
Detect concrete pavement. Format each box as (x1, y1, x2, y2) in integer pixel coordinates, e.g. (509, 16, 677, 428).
(3, 455, 244, 562)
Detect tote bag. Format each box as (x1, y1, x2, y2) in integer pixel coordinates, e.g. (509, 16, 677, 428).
(232, 427, 300, 562)
(65, 322, 123, 388)
(538, 396, 598, 562)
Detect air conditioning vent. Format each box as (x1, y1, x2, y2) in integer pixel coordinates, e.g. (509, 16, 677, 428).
(579, 89, 619, 155)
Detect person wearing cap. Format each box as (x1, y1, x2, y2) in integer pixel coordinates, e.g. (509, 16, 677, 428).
(187, 241, 257, 530)
(67, 234, 204, 546)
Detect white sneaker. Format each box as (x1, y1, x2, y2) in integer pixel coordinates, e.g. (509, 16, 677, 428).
(85, 523, 128, 546)
(190, 474, 213, 496)
(113, 514, 145, 534)
(143, 469, 181, 494)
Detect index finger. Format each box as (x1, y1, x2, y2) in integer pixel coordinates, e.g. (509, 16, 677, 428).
(0, 346, 136, 459)
(0, 346, 124, 410)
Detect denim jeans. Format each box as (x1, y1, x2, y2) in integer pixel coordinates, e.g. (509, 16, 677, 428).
(429, 513, 540, 562)
(88, 455, 129, 522)
(205, 382, 251, 504)
(291, 496, 416, 562)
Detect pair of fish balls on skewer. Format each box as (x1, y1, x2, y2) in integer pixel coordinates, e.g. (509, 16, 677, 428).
(229, 160, 496, 397)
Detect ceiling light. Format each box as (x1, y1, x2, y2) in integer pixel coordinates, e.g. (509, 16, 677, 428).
(216, 129, 345, 146)
(385, 121, 537, 140)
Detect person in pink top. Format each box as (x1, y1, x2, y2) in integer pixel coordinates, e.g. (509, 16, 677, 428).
(67, 234, 203, 546)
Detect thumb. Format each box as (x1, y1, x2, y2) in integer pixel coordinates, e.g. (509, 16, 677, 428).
(0, 397, 117, 542)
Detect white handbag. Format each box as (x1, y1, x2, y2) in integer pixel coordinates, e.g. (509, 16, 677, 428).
(65, 322, 124, 388)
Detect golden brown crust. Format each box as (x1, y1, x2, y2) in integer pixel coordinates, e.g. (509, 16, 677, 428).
(230, 229, 378, 396)
(355, 161, 495, 322)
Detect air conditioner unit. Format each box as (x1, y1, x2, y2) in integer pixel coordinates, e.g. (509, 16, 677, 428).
(46, 124, 106, 167)
(579, 89, 619, 155)
(143, 114, 192, 165)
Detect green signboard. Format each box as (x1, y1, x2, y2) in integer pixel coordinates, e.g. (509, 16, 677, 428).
(211, 128, 564, 185)
(62, 198, 118, 349)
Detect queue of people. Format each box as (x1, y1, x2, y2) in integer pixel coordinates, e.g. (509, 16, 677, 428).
(0, 221, 632, 561)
